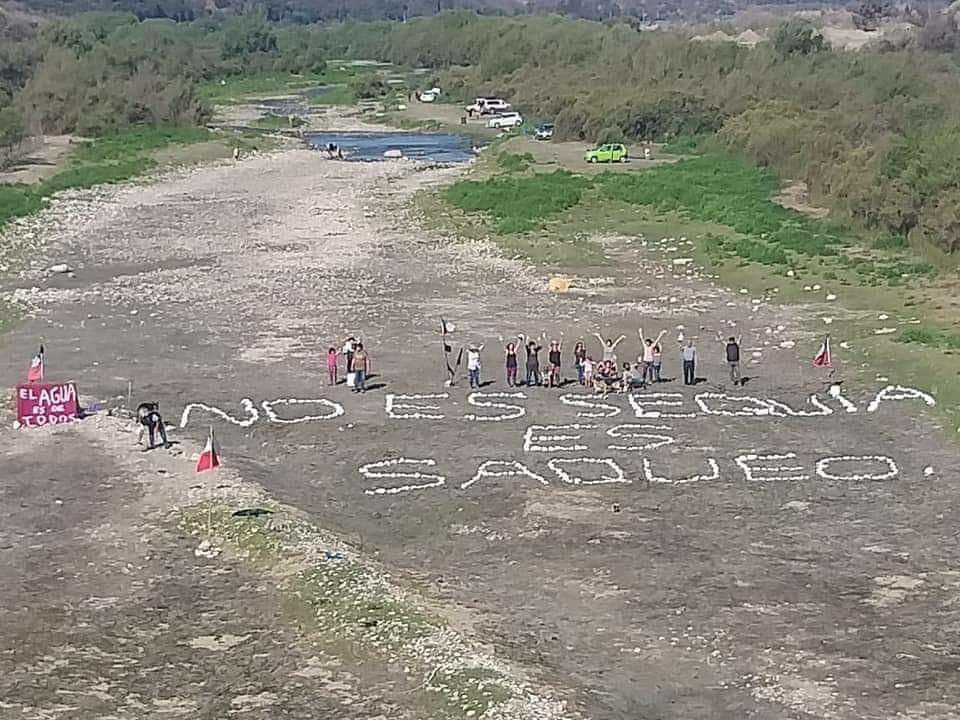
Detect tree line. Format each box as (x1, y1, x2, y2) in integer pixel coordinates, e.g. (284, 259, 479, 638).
(0, 9, 330, 153)
(316, 11, 960, 255)
(2, 8, 959, 254)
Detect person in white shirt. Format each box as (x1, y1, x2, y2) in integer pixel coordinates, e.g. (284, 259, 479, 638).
(341, 337, 356, 374)
(638, 327, 666, 384)
(467, 343, 484, 389)
(582, 356, 595, 385)
(681, 339, 697, 385)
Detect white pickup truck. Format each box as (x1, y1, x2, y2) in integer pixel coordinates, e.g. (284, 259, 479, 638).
(487, 112, 523, 129)
(468, 97, 511, 115)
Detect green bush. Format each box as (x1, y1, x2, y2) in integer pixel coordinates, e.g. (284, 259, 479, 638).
(349, 73, 388, 99)
(596, 125, 624, 146)
(497, 152, 535, 172)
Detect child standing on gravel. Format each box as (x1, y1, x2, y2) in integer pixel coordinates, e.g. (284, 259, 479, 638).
(326, 347, 338, 386)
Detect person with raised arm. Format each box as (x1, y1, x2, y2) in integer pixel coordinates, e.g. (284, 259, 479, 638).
(518, 333, 544, 387)
(593, 332, 626, 367)
(504, 341, 519, 387)
(638, 327, 667, 385)
(547, 332, 563, 388)
(467, 343, 485, 389)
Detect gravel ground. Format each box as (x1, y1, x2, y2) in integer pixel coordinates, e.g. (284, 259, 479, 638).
(2, 126, 959, 720)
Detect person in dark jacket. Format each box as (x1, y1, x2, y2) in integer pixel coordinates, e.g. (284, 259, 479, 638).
(721, 334, 743, 386)
(518, 333, 543, 387)
(137, 401, 170, 450)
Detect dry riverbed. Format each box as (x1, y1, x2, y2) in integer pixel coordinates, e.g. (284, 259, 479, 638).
(2, 115, 959, 720)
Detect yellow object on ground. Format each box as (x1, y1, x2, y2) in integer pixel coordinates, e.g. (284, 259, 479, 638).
(548, 276, 571, 292)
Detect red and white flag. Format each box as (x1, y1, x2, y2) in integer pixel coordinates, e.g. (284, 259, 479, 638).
(196, 427, 220, 472)
(813, 335, 832, 368)
(26, 344, 44, 383)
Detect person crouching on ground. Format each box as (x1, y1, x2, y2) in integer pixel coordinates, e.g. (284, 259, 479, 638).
(467, 343, 484, 389)
(137, 402, 170, 451)
(352, 343, 369, 393)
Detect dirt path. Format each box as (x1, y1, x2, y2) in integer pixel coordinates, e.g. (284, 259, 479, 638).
(2, 126, 959, 720)
(0, 135, 75, 184)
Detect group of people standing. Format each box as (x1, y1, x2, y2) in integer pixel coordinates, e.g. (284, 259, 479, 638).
(465, 330, 745, 392)
(326, 337, 371, 393)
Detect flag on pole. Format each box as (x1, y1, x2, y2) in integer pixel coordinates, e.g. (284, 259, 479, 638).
(813, 335, 832, 367)
(26, 344, 44, 383)
(441, 317, 455, 353)
(196, 427, 220, 472)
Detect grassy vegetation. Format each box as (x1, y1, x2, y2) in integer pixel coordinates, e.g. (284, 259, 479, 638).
(199, 74, 322, 102)
(496, 151, 535, 173)
(0, 127, 214, 233)
(443, 151, 940, 287)
(309, 83, 356, 106)
(252, 115, 307, 130)
(898, 325, 960, 350)
(599, 156, 841, 258)
(446, 170, 590, 234)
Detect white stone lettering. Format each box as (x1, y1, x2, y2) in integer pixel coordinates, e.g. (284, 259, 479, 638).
(829, 384, 858, 413)
(642, 457, 720, 485)
(179, 399, 260, 429)
(765, 394, 833, 417)
(559, 393, 622, 418)
(461, 460, 548, 490)
(260, 398, 345, 424)
(696, 393, 773, 417)
(523, 424, 595, 452)
(548, 457, 628, 486)
(360, 458, 446, 496)
(815, 455, 899, 481)
(628, 392, 695, 418)
(866, 385, 936, 413)
(385, 393, 449, 420)
(606, 424, 675, 451)
(735, 452, 809, 482)
(464, 392, 526, 422)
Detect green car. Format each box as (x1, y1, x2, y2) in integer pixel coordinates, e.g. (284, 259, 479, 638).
(585, 143, 628, 163)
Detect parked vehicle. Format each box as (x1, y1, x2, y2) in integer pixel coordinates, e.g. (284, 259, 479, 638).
(468, 97, 511, 115)
(534, 123, 555, 140)
(487, 112, 524, 129)
(419, 91, 437, 103)
(584, 143, 628, 163)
